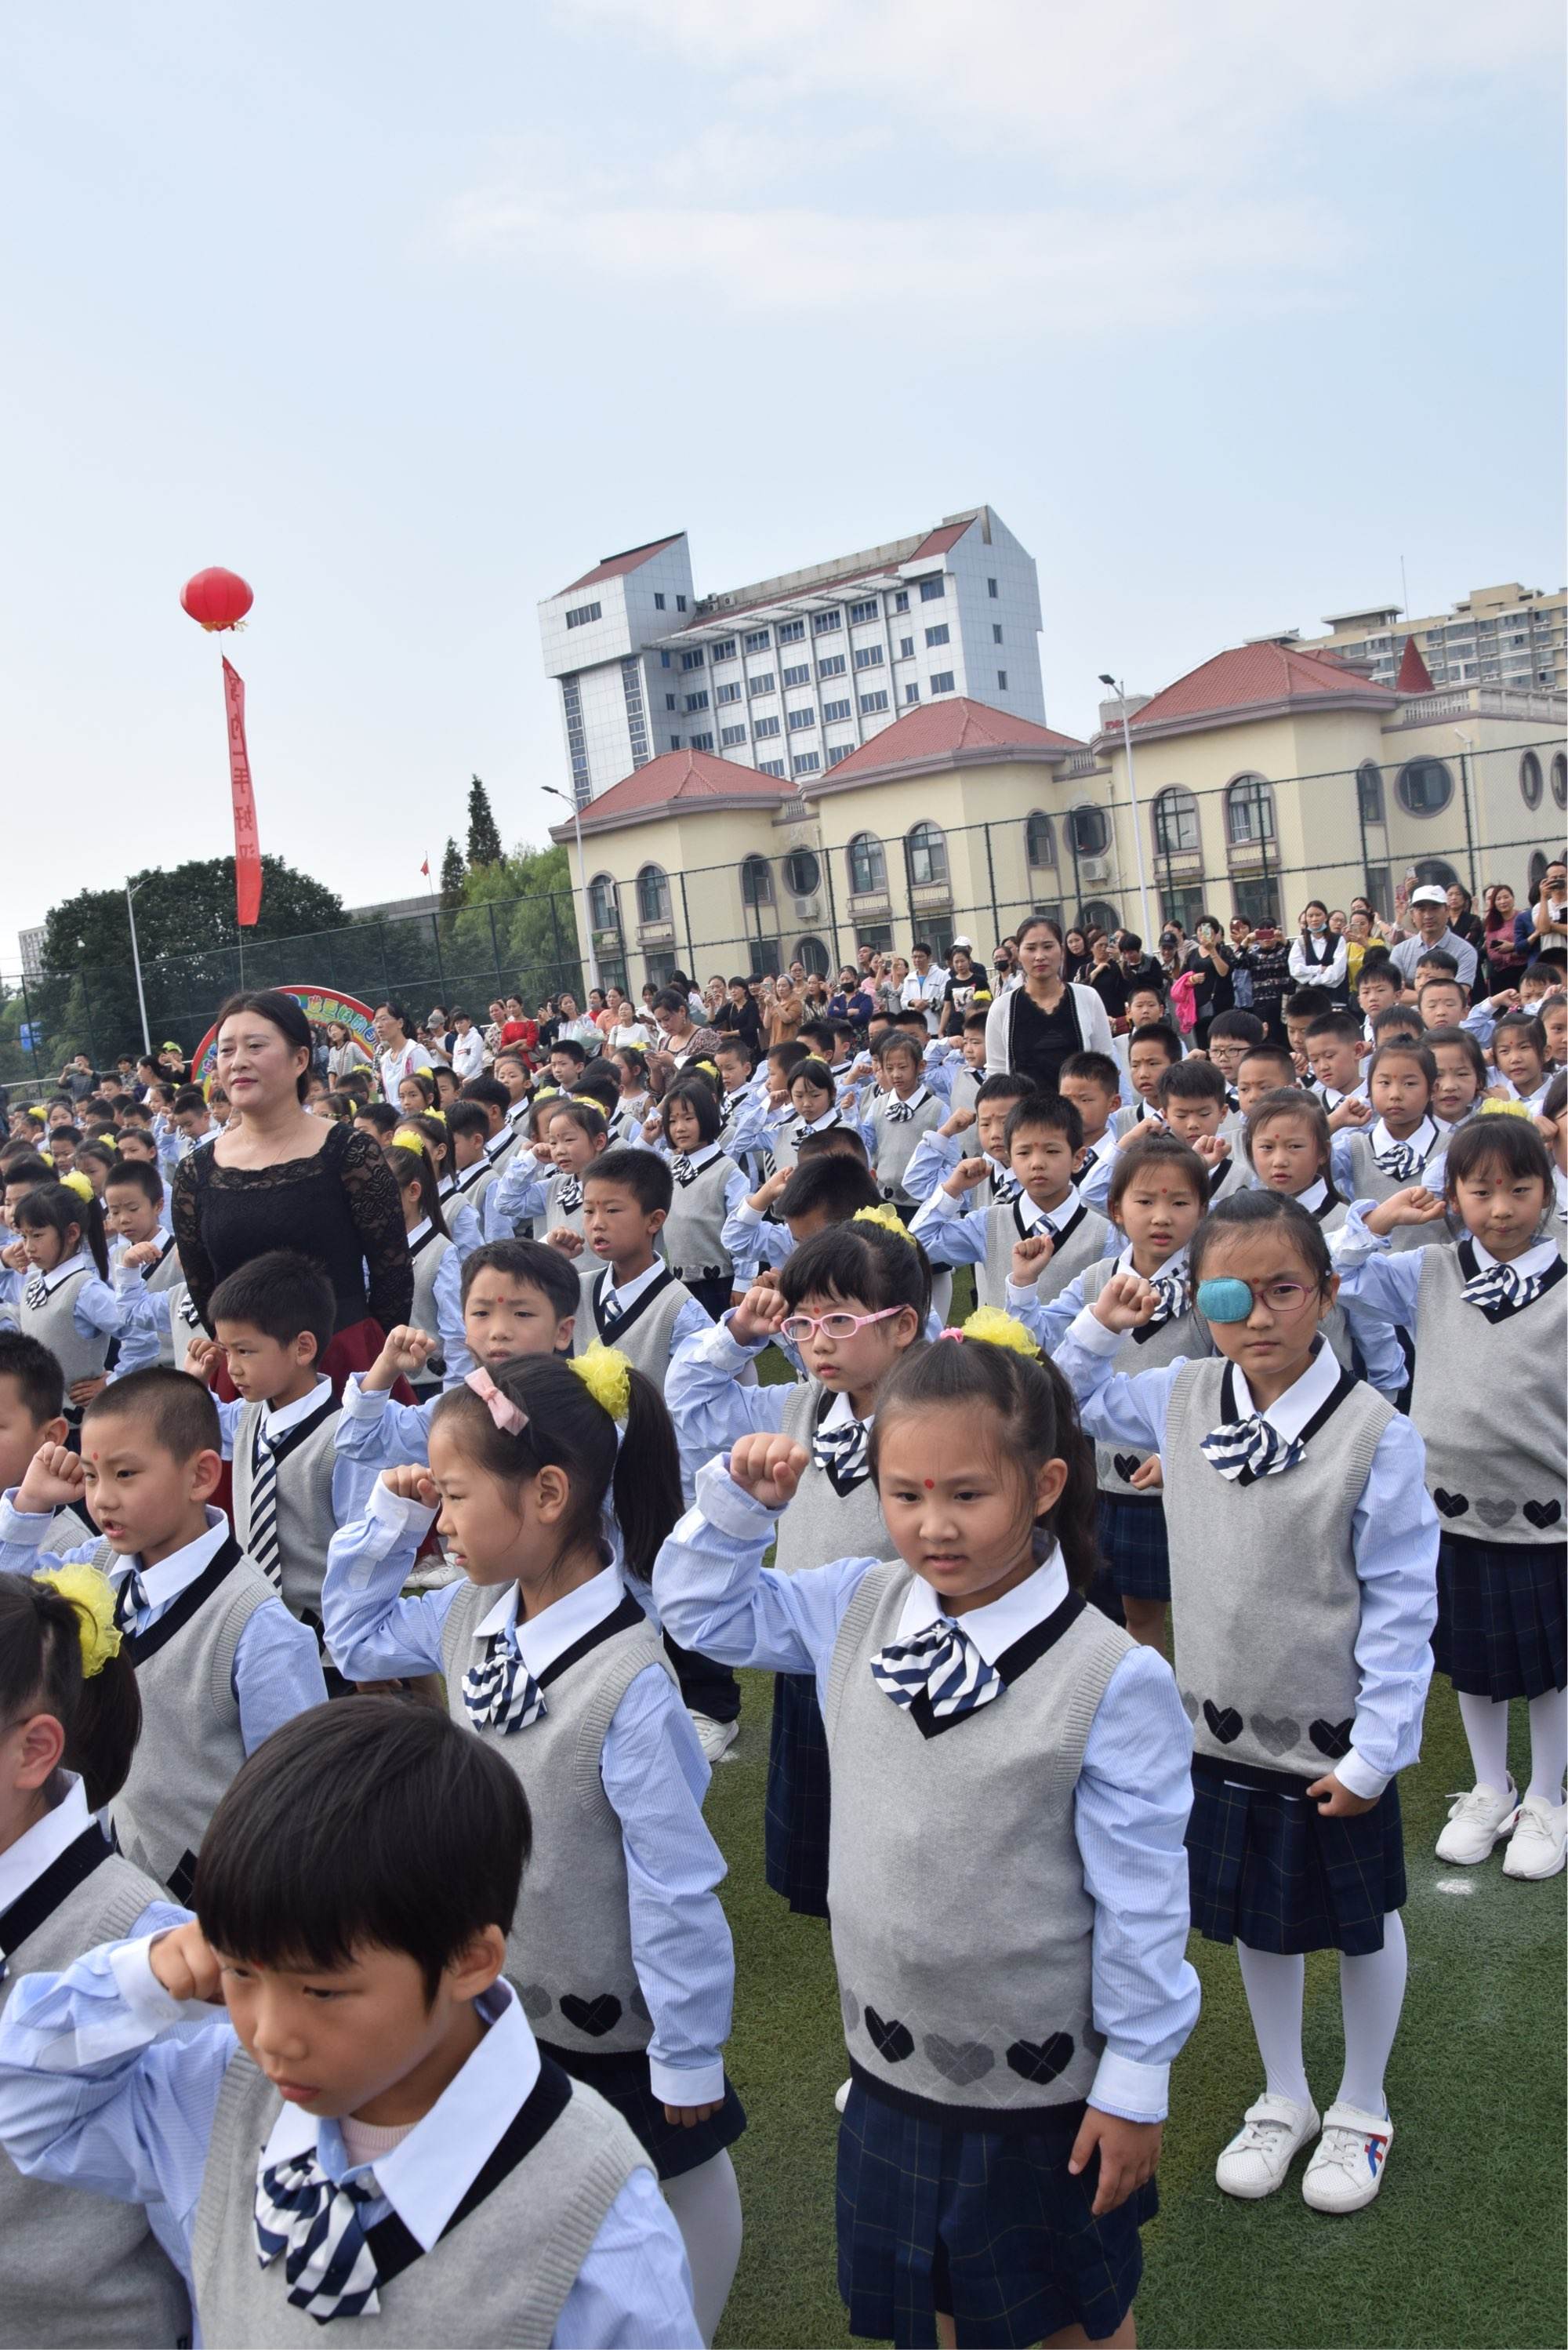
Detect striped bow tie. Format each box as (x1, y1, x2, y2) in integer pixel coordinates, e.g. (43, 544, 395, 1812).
(989, 1170, 1021, 1204)
(870, 1618, 1004, 1720)
(671, 1155, 697, 1185)
(1372, 1139, 1422, 1180)
(113, 1567, 150, 1633)
(462, 1635, 546, 1734)
(255, 2150, 382, 2323)
(1200, 1415, 1305, 1482)
(557, 1177, 583, 1214)
(177, 1291, 203, 1329)
(811, 1415, 871, 1487)
(1463, 1260, 1550, 1313)
(886, 1099, 916, 1123)
(22, 1272, 49, 1311)
(1144, 1273, 1189, 1330)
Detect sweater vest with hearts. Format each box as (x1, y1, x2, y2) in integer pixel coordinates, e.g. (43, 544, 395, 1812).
(1161, 1359, 1392, 1782)
(976, 1199, 1112, 1312)
(1342, 1131, 1449, 1248)
(869, 1093, 945, 1204)
(1073, 1259, 1213, 1496)
(662, 1154, 739, 1284)
(1408, 1245, 1566, 1546)
(823, 1560, 1131, 2124)
(190, 2046, 643, 2350)
(572, 1265, 695, 1386)
(17, 1269, 108, 1393)
(0, 1838, 192, 2347)
(230, 1399, 342, 1625)
(774, 1382, 898, 1577)
(437, 1583, 675, 2058)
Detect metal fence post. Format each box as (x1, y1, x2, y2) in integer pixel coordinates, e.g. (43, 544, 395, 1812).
(983, 822, 1000, 940)
(487, 902, 503, 998)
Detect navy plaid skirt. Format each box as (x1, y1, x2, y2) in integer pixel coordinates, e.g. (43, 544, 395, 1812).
(539, 2040, 746, 2181)
(765, 1669, 832, 1917)
(1433, 1534, 1566, 1701)
(1187, 1760, 1405, 1956)
(1096, 1491, 1171, 1602)
(837, 2079, 1153, 2349)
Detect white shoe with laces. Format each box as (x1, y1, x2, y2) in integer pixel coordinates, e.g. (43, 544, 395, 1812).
(1301, 2101, 1392, 2213)
(1214, 2093, 1319, 2199)
(1501, 1795, 1567, 1879)
(1434, 1780, 1517, 1865)
(689, 1713, 740, 1765)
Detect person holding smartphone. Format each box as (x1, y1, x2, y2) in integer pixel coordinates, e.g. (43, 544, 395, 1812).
(1189, 913, 1235, 1043)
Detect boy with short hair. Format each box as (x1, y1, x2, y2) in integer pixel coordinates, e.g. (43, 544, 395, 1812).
(445, 1098, 503, 1219)
(170, 1084, 215, 1154)
(1059, 1049, 1123, 1210)
(911, 1092, 1112, 1310)
(1283, 986, 1333, 1068)
(572, 1147, 709, 1368)
(0, 1329, 86, 1549)
(1305, 1011, 1369, 1113)
(1154, 1056, 1247, 1202)
(486, 1099, 608, 1243)
(1124, 979, 1170, 1037)
(1114, 1022, 1181, 1136)
(103, 1157, 182, 1373)
(1370, 1001, 1426, 1049)
(460, 1074, 522, 1178)
(0, 1368, 325, 1896)
(0, 1699, 698, 2346)
(1356, 953, 1401, 1035)
(720, 1125, 873, 1273)
(354, 1101, 400, 1142)
(943, 1009, 991, 1117)
(547, 1035, 589, 1089)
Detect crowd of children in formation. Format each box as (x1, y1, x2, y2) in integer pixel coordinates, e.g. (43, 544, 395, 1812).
(0, 899, 1562, 2350)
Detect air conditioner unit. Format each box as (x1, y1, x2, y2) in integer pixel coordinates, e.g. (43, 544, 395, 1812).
(1080, 855, 1111, 884)
(792, 894, 822, 921)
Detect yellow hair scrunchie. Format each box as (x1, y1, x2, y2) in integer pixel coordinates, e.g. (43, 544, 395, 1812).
(391, 1128, 428, 1153)
(1479, 1096, 1533, 1120)
(569, 1342, 632, 1424)
(34, 1563, 122, 1680)
(960, 1305, 1040, 1357)
(852, 1204, 917, 1244)
(58, 1170, 95, 1203)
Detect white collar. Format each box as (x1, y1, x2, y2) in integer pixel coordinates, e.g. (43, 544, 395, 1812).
(819, 1389, 867, 1433)
(601, 1256, 666, 1309)
(1019, 1184, 1080, 1237)
(1470, 1233, 1559, 1280)
(437, 1175, 456, 1197)
(0, 1772, 93, 1916)
(31, 1252, 90, 1295)
(485, 1128, 513, 1161)
(1315, 1081, 1363, 1109)
(1372, 1115, 1437, 1160)
(796, 1108, 840, 1135)
(1294, 1177, 1330, 1212)
(1228, 1341, 1341, 1441)
(895, 1543, 1069, 1664)
(455, 1155, 490, 1188)
(673, 1140, 720, 1172)
(261, 1980, 539, 2252)
(1115, 1241, 1190, 1286)
(114, 1506, 230, 1607)
(1083, 1128, 1116, 1163)
(407, 1217, 433, 1249)
(263, 1376, 334, 1441)
(889, 1087, 931, 1113)
(473, 1563, 622, 1676)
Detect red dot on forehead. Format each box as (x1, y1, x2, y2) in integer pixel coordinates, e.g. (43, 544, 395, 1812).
(924, 1478, 935, 1489)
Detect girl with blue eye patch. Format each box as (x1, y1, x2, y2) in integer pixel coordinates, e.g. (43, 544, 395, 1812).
(1051, 1190, 1439, 2220)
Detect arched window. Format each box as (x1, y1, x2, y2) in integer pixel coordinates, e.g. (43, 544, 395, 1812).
(782, 848, 821, 897)
(635, 863, 671, 924)
(1396, 757, 1453, 816)
(740, 855, 773, 908)
(906, 821, 949, 887)
(847, 833, 887, 895)
(1225, 774, 1275, 847)
(1152, 786, 1200, 855)
(1529, 851, 1549, 894)
(1356, 761, 1385, 823)
(1080, 899, 1121, 934)
(1025, 811, 1057, 868)
(796, 935, 830, 977)
(1519, 751, 1544, 810)
(1413, 858, 1463, 892)
(587, 874, 619, 932)
(1068, 805, 1109, 857)
(1552, 752, 1567, 810)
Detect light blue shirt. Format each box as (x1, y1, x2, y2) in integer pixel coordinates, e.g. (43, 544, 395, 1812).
(654, 1460, 1200, 2123)
(1329, 1113, 1444, 1200)
(436, 1185, 485, 1263)
(483, 1147, 552, 1241)
(210, 1376, 361, 1532)
(718, 1199, 793, 1274)
(1329, 1204, 1560, 1320)
(1051, 1317, 1438, 1799)
(910, 1181, 1087, 1269)
(0, 1967, 695, 2348)
(321, 1488, 731, 2105)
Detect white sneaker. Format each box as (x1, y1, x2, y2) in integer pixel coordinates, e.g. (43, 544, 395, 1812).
(1214, 2093, 1319, 2199)
(1434, 1780, 1517, 1865)
(1301, 2102, 1392, 2213)
(689, 1713, 739, 1765)
(1501, 1795, 1567, 1880)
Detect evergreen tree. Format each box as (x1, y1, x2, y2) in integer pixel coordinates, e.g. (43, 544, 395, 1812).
(439, 837, 465, 903)
(466, 775, 503, 870)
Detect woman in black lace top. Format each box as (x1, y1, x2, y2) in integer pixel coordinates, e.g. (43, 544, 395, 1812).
(172, 991, 412, 1392)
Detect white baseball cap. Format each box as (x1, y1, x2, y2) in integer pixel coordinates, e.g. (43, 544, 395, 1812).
(1410, 884, 1448, 907)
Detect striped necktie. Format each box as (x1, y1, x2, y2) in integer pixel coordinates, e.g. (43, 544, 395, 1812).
(1373, 1131, 1425, 1180)
(113, 1566, 151, 1632)
(248, 1426, 284, 1590)
(255, 2151, 382, 2322)
(671, 1155, 696, 1185)
(870, 1617, 1003, 1720)
(1144, 1272, 1189, 1331)
(22, 1271, 49, 1311)
(989, 1167, 1021, 1204)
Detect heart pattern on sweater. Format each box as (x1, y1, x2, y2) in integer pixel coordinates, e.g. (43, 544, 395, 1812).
(1203, 1700, 1243, 1745)
(1432, 1489, 1469, 1520)
(924, 2035, 996, 2087)
(517, 1983, 553, 2022)
(1178, 1690, 1200, 1723)
(560, 1992, 623, 2039)
(1475, 1499, 1516, 1527)
(865, 2007, 914, 2064)
(1005, 2033, 1076, 2087)
(840, 1989, 861, 2033)
(1524, 1499, 1563, 1530)
(1112, 1453, 1144, 1484)
(1249, 1713, 1300, 1756)
(1309, 1718, 1354, 1760)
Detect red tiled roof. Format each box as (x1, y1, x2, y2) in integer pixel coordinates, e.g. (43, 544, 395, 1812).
(558, 536, 684, 595)
(554, 746, 792, 834)
(1123, 641, 1395, 730)
(905, 519, 973, 561)
(1396, 634, 1436, 694)
(815, 697, 1084, 783)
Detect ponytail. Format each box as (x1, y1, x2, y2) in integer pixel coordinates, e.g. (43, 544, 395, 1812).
(0, 1570, 141, 1811)
(13, 1182, 110, 1280)
(611, 1365, 684, 1582)
(383, 1143, 450, 1240)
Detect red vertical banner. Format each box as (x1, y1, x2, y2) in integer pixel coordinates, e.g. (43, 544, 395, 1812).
(222, 656, 263, 927)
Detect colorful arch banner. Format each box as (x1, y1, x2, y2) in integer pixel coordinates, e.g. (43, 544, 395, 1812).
(191, 986, 377, 1088)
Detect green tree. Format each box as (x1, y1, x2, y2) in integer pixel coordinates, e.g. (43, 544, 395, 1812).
(466, 775, 503, 870)
(452, 841, 580, 1007)
(440, 837, 465, 903)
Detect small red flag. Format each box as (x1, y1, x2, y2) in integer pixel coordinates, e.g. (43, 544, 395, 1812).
(222, 657, 263, 928)
(420, 857, 430, 877)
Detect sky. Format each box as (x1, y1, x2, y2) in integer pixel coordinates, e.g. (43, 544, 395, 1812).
(1, 0, 1563, 968)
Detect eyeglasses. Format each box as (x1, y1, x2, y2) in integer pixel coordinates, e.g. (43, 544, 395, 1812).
(779, 1305, 906, 1343)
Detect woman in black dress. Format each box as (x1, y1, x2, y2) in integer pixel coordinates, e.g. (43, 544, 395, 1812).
(172, 990, 412, 1393)
(982, 913, 1117, 1089)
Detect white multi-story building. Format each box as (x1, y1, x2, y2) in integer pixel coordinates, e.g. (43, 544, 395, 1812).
(538, 507, 1044, 806)
(1300, 580, 1566, 696)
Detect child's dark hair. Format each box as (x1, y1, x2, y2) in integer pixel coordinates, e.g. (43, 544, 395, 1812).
(1421, 1024, 1488, 1095)
(461, 1075, 512, 1119)
(586, 1144, 672, 1215)
(444, 1099, 491, 1149)
(797, 1020, 836, 1058)
(1156, 1056, 1227, 1106)
(0, 1331, 66, 1422)
(1442, 1116, 1554, 1203)
(1283, 986, 1332, 1025)
(768, 1037, 809, 1077)
(1305, 1011, 1361, 1047)
(777, 1155, 883, 1224)
(1414, 946, 1458, 978)
(1059, 1050, 1120, 1093)
(383, 1143, 451, 1241)
(869, 1341, 1102, 1594)
(1238, 1043, 1296, 1083)
(1004, 1091, 1083, 1153)
(104, 1157, 164, 1208)
(876, 1030, 924, 1069)
(431, 1353, 681, 1582)
(789, 1055, 836, 1098)
(195, 1697, 529, 2003)
(356, 1100, 401, 1138)
(1107, 1131, 1208, 1216)
(319, 1091, 355, 1123)
(776, 1216, 931, 1324)
(546, 1099, 608, 1147)
(400, 1110, 452, 1169)
(1244, 1089, 1338, 1197)
(0, 1571, 141, 1811)
(396, 1070, 439, 1111)
(1368, 1039, 1436, 1091)
(975, 1071, 1030, 1110)
(459, 1237, 579, 1320)
(83, 1366, 221, 1458)
(615, 1044, 652, 1084)
(1357, 953, 1397, 990)
(1190, 1190, 1333, 1293)
(172, 1084, 209, 1116)
(797, 1124, 869, 1165)
(1540, 1070, 1566, 1121)
(1207, 1008, 1266, 1047)
(14, 1182, 109, 1279)
(1127, 1022, 1181, 1067)
(550, 1037, 588, 1069)
(571, 1061, 623, 1113)
(662, 1079, 721, 1147)
(208, 1250, 337, 1358)
(1371, 1004, 1425, 1041)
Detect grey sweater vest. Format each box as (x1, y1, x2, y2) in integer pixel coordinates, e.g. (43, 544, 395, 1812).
(230, 1397, 342, 1623)
(573, 1264, 695, 1385)
(439, 1585, 674, 2057)
(1409, 1246, 1566, 1544)
(948, 1066, 981, 1118)
(869, 1092, 945, 1204)
(546, 1171, 588, 1239)
(1162, 1358, 1392, 1781)
(775, 1382, 898, 1575)
(137, 1238, 187, 1368)
(408, 1226, 453, 1343)
(1076, 1258, 1212, 1495)
(0, 1833, 191, 2346)
(977, 1198, 1112, 1311)
(1343, 1128, 1447, 1248)
(1310, 1197, 1358, 1375)
(18, 1268, 108, 1392)
(191, 2047, 642, 2350)
(825, 1562, 1131, 2119)
(663, 1153, 740, 1282)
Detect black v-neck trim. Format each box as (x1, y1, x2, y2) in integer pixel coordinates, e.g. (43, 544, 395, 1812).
(1456, 1239, 1566, 1323)
(359, 2058, 574, 2287)
(810, 1387, 873, 1498)
(256, 1396, 339, 1470)
(1011, 1198, 1085, 1253)
(142, 1233, 177, 1279)
(0, 1823, 113, 1960)
(593, 1265, 673, 1339)
(1217, 1343, 1352, 1487)
(125, 1534, 245, 1665)
(907, 1590, 1087, 1740)
(410, 1225, 442, 1262)
(530, 1591, 645, 1691)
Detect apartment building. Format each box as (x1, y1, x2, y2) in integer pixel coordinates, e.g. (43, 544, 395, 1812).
(1301, 582, 1565, 696)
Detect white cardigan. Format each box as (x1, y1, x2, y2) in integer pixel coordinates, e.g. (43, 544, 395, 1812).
(984, 980, 1116, 1078)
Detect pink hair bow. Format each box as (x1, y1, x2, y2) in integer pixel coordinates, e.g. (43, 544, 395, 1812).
(464, 1368, 528, 1434)
(938, 1326, 965, 1342)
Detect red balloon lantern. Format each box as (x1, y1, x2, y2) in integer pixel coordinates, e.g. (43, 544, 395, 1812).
(180, 567, 254, 632)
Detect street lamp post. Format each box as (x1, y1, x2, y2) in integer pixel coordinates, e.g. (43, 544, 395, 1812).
(125, 877, 152, 1055)
(543, 785, 601, 994)
(1098, 673, 1154, 943)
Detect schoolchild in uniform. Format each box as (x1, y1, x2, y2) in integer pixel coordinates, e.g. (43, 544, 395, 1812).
(1113, 1023, 1181, 1139)
(381, 1144, 463, 1386)
(901, 1073, 1029, 1211)
(397, 1110, 484, 1262)
(1243, 1091, 1403, 1396)
(13, 1183, 143, 1436)
(0, 1699, 699, 2347)
(1491, 1010, 1551, 1110)
(321, 1358, 743, 2343)
(655, 1321, 1198, 2350)
(1055, 1191, 1439, 2214)
(1421, 1024, 1489, 1131)
(1305, 1013, 1368, 1115)
(571, 1149, 711, 1375)
(946, 1010, 991, 1118)
(718, 1141, 882, 1283)
(861, 1033, 945, 1211)
(0, 1335, 96, 1554)
(487, 1101, 608, 1245)
(656, 1081, 750, 1321)
(1331, 1116, 1566, 1880)
(1329, 1042, 1446, 1233)
(1059, 1050, 1123, 1204)
(0, 1369, 325, 1901)
(1153, 1059, 1249, 1207)
(1202, 1008, 1266, 1103)
(102, 1158, 182, 1375)
(911, 1093, 1112, 1314)
(767, 1055, 862, 1179)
